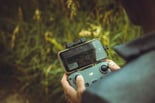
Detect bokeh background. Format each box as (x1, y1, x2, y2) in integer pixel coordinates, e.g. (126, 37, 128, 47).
(0, 0, 142, 103)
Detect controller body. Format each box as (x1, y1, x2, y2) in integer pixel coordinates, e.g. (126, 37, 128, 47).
(68, 62, 110, 88)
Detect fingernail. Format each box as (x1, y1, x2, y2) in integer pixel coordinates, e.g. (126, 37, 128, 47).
(108, 61, 115, 66)
(76, 75, 83, 80)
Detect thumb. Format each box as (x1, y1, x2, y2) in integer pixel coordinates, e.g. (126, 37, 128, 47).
(105, 59, 120, 71)
(76, 75, 85, 92)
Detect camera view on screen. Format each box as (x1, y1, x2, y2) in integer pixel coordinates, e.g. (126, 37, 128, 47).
(59, 39, 107, 72)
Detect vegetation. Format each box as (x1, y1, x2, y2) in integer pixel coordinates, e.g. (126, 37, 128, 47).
(0, 0, 142, 103)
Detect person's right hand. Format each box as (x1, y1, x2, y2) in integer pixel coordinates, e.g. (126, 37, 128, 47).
(105, 59, 120, 71)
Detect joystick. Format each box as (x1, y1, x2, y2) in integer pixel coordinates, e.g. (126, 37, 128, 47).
(100, 64, 109, 73)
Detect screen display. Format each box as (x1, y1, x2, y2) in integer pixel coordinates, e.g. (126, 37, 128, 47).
(59, 39, 107, 72)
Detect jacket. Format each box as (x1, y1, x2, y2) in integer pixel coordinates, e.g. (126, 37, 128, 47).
(82, 32, 155, 103)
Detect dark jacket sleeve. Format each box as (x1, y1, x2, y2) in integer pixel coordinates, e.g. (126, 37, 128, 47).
(81, 51, 155, 103)
(82, 91, 108, 103)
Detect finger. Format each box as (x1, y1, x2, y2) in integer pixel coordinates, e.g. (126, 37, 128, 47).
(105, 59, 120, 71)
(61, 74, 74, 90)
(61, 74, 70, 88)
(76, 75, 85, 93)
(61, 74, 77, 100)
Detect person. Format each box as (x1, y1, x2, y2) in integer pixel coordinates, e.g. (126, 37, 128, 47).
(61, 0, 155, 103)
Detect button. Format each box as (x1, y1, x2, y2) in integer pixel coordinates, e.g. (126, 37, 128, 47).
(92, 80, 97, 84)
(85, 83, 89, 87)
(100, 65, 108, 73)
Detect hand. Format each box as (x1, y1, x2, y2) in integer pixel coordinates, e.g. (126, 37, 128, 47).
(61, 74, 85, 103)
(61, 59, 120, 103)
(105, 59, 120, 71)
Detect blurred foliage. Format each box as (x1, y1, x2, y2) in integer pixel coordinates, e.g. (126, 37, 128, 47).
(0, 0, 142, 103)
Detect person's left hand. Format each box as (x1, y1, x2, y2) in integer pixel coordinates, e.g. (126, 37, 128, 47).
(61, 74, 85, 103)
